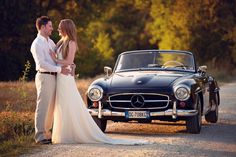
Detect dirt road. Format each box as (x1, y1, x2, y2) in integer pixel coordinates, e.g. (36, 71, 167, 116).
(24, 82, 236, 157)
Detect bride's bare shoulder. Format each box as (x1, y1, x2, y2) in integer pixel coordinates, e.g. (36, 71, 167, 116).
(68, 41, 76, 49)
(69, 40, 76, 45)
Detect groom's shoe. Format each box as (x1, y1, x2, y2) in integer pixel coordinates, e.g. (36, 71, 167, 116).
(47, 139, 52, 143)
(37, 139, 52, 145)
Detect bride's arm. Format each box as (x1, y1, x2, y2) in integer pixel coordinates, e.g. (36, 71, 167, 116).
(50, 41, 76, 66)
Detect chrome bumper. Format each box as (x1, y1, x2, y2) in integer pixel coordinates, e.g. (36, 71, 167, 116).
(88, 102, 198, 119)
(88, 109, 198, 118)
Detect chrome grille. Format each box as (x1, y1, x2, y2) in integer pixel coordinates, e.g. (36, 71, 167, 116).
(108, 93, 170, 110)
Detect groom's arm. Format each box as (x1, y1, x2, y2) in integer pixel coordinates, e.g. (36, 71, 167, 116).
(31, 42, 61, 72)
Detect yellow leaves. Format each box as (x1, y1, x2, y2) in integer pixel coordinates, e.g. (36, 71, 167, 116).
(134, 0, 151, 10)
(86, 21, 104, 39)
(146, 0, 190, 50)
(95, 32, 114, 60)
(158, 32, 175, 50)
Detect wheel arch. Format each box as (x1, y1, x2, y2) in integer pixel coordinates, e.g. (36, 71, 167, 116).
(217, 91, 220, 106)
(198, 92, 204, 116)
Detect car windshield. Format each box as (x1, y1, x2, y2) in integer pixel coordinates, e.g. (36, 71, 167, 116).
(115, 51, 195, 72)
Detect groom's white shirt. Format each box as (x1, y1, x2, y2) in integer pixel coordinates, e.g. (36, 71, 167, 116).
(31, 33, 61, 72)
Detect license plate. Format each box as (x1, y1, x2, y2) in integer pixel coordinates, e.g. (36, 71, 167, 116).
(125, 111, 150, 119)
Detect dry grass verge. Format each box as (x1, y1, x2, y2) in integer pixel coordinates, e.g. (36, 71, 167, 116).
(0, 77, 96, 156)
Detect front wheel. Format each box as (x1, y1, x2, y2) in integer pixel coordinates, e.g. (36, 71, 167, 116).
(186, 95, 202, 134)
(92, 116, 107, 132)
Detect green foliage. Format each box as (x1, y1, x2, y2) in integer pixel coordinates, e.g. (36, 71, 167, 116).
(188, 0, 236, 68)
(0, 0, 235, 81)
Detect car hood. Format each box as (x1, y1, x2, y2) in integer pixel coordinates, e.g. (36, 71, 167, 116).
(110, 71, 190, 88)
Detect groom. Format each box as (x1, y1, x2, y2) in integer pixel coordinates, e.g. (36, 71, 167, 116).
(30, 16, 71, 144)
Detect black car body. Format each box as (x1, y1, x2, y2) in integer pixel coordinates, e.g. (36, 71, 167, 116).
(86, 50, 220, 133)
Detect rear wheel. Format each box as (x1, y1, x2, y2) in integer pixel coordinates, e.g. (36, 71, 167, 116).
(92, 116, 107, 132)
(205, 93, 219, 123)
(186, 95, 202, 134)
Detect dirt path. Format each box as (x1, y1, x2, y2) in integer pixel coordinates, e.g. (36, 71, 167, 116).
(23, 82, 236, 157)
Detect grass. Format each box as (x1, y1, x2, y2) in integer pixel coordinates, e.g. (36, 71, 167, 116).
(0, 69, 235, 157)
(0, 135, 37, 157)
(0, 77, 96, 157)
(0, 111, 35, 157)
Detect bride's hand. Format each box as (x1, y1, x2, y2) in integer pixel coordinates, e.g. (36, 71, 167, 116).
(49, 51, 57, 62)
(71, 64, 76, 76)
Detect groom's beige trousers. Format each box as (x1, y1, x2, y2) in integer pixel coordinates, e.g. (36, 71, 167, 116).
(35, 72, 56, 142)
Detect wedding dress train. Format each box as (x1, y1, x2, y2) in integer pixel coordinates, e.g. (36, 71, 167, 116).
(52, 66, 150, 145)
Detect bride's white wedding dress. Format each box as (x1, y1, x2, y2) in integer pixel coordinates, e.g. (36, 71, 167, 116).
(52, 51, 150, 145)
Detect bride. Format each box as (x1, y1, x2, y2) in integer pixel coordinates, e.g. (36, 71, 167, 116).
(50, 19, 150, 145)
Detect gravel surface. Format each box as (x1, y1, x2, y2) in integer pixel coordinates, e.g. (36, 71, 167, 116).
(23, 82, 236, 157)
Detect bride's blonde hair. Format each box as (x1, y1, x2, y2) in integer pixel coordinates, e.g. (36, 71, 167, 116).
(56, 19, 78, 59)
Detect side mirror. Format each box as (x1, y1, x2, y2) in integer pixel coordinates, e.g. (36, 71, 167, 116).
(198, 65, 207, 73)
(104, 66, 112, 78)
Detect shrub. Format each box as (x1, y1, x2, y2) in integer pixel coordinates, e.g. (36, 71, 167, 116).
(0, 112, 34, 141)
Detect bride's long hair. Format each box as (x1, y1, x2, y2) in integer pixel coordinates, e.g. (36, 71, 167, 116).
(56, 19, 78, 59)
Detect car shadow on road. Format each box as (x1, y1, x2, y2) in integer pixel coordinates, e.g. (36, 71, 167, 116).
(106, 120, 187, 136)
(105, 120, 236, 145)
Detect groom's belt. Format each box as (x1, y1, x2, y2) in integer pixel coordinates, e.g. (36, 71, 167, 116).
(38, 71, 57, 76)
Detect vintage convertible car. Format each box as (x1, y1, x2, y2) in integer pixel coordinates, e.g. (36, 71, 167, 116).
(86, 50, 220, 134)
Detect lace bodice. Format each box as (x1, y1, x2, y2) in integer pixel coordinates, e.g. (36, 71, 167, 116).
(56, 46, 72, 72)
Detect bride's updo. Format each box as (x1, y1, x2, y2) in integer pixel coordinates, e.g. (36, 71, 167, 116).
(56, 19, 78, 59)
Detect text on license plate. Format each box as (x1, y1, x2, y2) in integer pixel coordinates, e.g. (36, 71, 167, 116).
(125, 111, 150, 119)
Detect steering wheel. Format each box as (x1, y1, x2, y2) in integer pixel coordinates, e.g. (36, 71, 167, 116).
(162, 61, 186, 70)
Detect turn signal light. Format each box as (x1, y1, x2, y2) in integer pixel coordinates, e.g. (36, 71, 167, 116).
(92, 101, 98, 108)
(179, 102, 186, 108)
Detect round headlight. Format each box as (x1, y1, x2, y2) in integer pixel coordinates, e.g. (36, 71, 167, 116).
(87, 85, 103, 101)
(174, 85, 190, 101)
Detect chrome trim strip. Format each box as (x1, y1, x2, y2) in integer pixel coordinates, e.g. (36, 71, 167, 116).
(144, 100, 171, 103)
(109, 92, 169, 97)
(107, 100, 131, 103)
(172, 101, 177, 119)
(108, 93, 170, 110)
(88, 109, 198, 118)
(107, 100, 171, 103)
(98, 101, 102, 118)
(195, 88, 202, 94)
